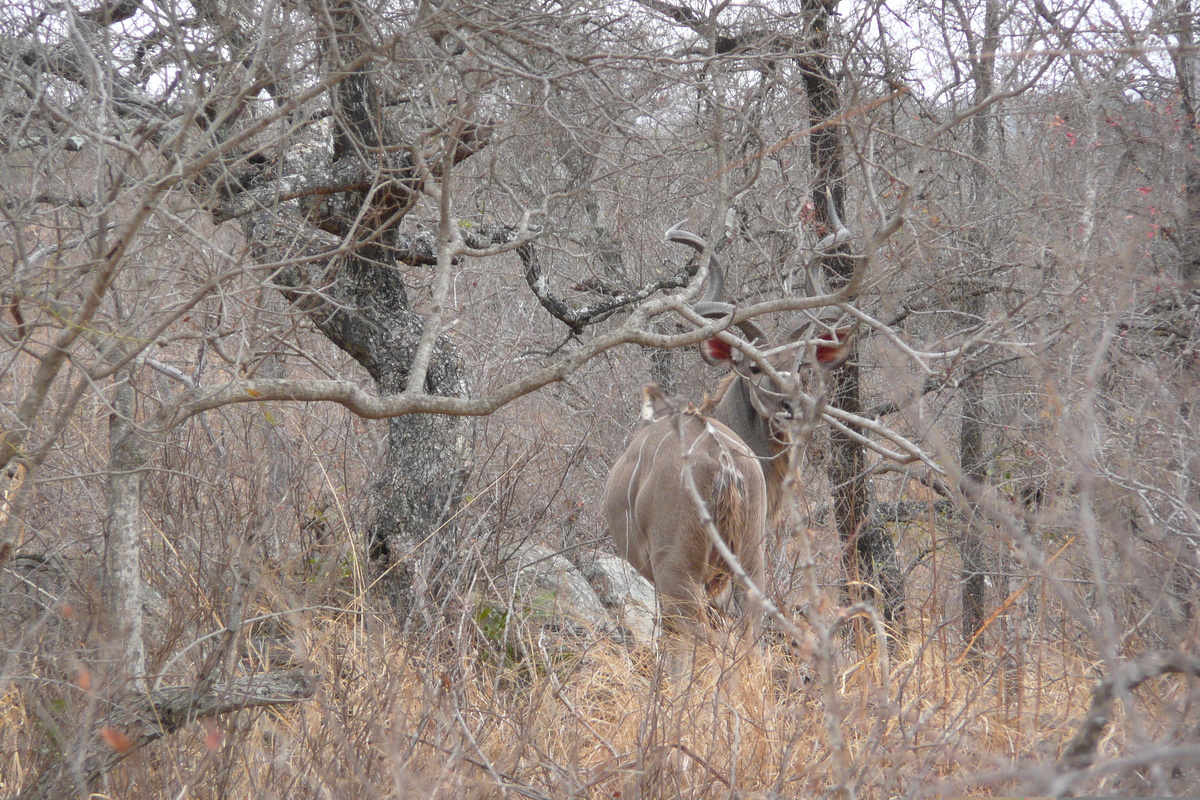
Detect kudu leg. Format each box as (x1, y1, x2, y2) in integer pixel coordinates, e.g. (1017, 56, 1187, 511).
(651, 560, 711, 677)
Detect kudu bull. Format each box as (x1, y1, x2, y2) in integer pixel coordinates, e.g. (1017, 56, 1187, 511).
(603, 224, 852, 644)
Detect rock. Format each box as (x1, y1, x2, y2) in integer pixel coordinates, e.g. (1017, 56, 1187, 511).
(477, 544, 660, 671)
(579, 552, 658, 648)
(505, 543, 612, 631)
(477, 543, 614, 672)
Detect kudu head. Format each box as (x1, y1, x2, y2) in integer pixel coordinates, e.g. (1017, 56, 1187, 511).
(665, 223, 854, 460)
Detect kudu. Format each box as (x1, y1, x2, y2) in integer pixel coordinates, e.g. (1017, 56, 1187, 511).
(603, 224, 853, 644)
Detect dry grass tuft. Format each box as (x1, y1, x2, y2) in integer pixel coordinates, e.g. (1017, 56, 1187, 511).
(2, 584, 1196, 799)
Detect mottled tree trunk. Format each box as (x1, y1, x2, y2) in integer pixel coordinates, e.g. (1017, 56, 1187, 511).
(242, 0, 481, 618)
(363, 307, 474, 621)
(103, 370, 146, 679)
(258, 225, 476, 618)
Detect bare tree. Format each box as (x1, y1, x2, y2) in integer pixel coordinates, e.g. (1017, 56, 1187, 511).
(956, 0, 1002, 658)
(800, 0, 907, 630)
(5, 0, 1200, 796)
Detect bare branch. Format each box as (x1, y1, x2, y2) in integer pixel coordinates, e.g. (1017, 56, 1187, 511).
(1048, 651, 1200, 791)
(17, 669, 319, 800)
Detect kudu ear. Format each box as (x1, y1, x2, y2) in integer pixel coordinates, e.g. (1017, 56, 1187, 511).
(813, 325, 856, 368)
(784, 321, 856, 367)
(697, 316, 768, 368)
(639, 383, 675, 422)
(698, 320, 769, 368)
(699, 336, 736, 366)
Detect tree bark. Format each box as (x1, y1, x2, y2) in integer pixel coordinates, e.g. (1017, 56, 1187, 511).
(237, 0, 480, 617)
(958, 300, 989, 645)
(958, 0, 1001, 654)
(1173, 0, 1200, 284)
(800, 0, 905, 629)
(102, 369, 146, 679)
(1168, 0, 1200, 634)
(246, 206, 475, 617)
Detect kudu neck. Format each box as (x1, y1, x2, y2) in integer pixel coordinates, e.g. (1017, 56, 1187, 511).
(711, 376, 791, 521)
(711, 381, 771, 456)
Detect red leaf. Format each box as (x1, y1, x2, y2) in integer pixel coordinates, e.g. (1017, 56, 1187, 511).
(203, 719, 224, 752)
(101, 726, 132, 753)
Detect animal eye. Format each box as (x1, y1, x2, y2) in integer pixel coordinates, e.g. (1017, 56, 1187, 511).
(749, 365, 761, 375)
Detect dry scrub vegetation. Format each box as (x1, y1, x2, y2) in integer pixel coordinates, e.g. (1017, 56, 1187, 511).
(0, 549, 1131, 799)
(3, 319, 1199, 798)
(3, 565, 1189, 800)
(3, 0, 1200, 796)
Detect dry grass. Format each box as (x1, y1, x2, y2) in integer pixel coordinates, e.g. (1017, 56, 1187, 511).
(1, 307, 1197, 798)
(3, 382, 1197, 799)
(0, 580, 1123, 799)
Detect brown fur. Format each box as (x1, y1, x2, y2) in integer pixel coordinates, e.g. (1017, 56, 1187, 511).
(705, 447, 752, 609)
(604, 324, 853, 645)
(699, 373, 736, 415)
(604, 399, 767, 639)
(702, 374, 794, 523)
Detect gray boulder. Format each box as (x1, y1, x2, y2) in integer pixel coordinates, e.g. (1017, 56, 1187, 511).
(579, 552, 658, 648)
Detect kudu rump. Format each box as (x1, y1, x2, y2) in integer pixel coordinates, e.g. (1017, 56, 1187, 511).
(603, 225, 852, 643)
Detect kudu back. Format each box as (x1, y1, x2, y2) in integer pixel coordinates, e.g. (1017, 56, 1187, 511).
(603, 225, 852, 640)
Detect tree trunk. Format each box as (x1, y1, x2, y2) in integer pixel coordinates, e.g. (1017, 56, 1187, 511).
(251, 207, 476, 617)
(102, 369, 146, 679)
(1166, 0, 1200, 633)
(236, 0, 480, 618)
(255, 353, 291, 561)
(958, 304, 989, 645)
(958, 0, 1001, 654)
(1173, 0, 1200, 284)
(801, 0, 905, 629)
(365, 325, 474, 622)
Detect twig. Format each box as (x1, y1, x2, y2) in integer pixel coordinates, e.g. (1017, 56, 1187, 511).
(954, 536, 1075, 666)
(17, 669, 319, 800)
(1053, 649, 1200, 787)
